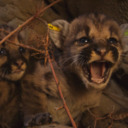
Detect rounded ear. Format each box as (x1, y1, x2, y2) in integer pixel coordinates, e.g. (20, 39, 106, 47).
(49, 20, 69, 49)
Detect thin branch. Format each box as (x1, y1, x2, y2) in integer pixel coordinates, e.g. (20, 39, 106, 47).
(0, 0, 77, 127)
(88, 109, 106, 128)
(55, 106, 64, 111)
(88, 108, 115, 128)
(47, 53, 77, 128)
(0, 0, 61, 46)
(7, 40, 45, 54)
(46, 30, 77, 128)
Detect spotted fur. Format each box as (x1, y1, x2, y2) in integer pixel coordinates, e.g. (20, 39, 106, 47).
(21, 14, 122, 127)
(0, 25, 29, 128)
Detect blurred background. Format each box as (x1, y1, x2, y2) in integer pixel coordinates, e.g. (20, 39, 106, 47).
(0, 0, 128, 34)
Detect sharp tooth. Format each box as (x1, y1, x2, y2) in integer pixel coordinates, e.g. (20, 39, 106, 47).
(91, 77, 104, 83)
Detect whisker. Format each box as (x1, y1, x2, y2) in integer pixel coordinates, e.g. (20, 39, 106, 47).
(1, 67, 10, 78)
(60, 54, 79, 66)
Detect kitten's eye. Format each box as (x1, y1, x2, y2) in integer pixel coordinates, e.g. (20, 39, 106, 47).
(0, 48, 7, 55)
(77, 37, 91, 45)
(108, 37, 118, 44)
(19, 47, 26, 53)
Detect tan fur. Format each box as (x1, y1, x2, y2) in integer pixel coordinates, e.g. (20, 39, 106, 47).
(0, 81, 20, 128)
(22, 62, 101, 125)
(21, 14, 122, 127)
(0, 25, 30, 128)
(0, 38, 29, 81)
(0, 56, 7, 66)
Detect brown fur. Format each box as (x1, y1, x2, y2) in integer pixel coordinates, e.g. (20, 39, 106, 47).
(0, 25, 29, 128)
(22, 63, 102, 126)
(21, 14, 122, 127)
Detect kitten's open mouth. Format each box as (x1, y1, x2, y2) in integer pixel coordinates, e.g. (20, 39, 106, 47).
(83, 61, 113, 84)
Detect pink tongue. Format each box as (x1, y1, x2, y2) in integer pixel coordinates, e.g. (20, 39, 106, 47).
(90, 62, 105, 79)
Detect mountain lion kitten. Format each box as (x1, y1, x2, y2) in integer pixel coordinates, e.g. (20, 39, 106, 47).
(22, 14, 122, 127)
(0, 25, 29, 128)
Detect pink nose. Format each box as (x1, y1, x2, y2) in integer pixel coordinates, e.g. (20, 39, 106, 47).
(100, 49, 106, 56)
(95, 47, 106, 56)
(16, 60, 24, 67)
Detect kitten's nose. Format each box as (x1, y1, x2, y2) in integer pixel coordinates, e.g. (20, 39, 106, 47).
(94, 46, 106, 56)
(100, 49, 106, 56)
(15, 60, 24, 67)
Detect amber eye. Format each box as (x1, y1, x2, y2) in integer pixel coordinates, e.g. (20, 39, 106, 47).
(108, 37, 118, 44)
(77, 37, 91, 45)
(0, 48, 7, 55)
(19, 47, 26, 53)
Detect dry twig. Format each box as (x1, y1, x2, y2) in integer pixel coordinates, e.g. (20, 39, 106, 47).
(46, 33, 77, 128)
(0, 0, 61, 46)
(0, 0, 77, 128)
(88, 108, 115, 128)
(88, 109, 107, 128)
(88, 107, 128, 128)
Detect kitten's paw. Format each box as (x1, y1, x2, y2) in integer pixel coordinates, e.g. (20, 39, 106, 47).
(24, 112, 52, 127)
(33, 112, 52, 125)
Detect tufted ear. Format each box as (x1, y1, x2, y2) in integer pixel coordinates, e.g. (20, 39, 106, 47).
(49, 20, 69, 49)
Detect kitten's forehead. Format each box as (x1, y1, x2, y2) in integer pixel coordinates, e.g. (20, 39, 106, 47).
(69, 14, 120, 40)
